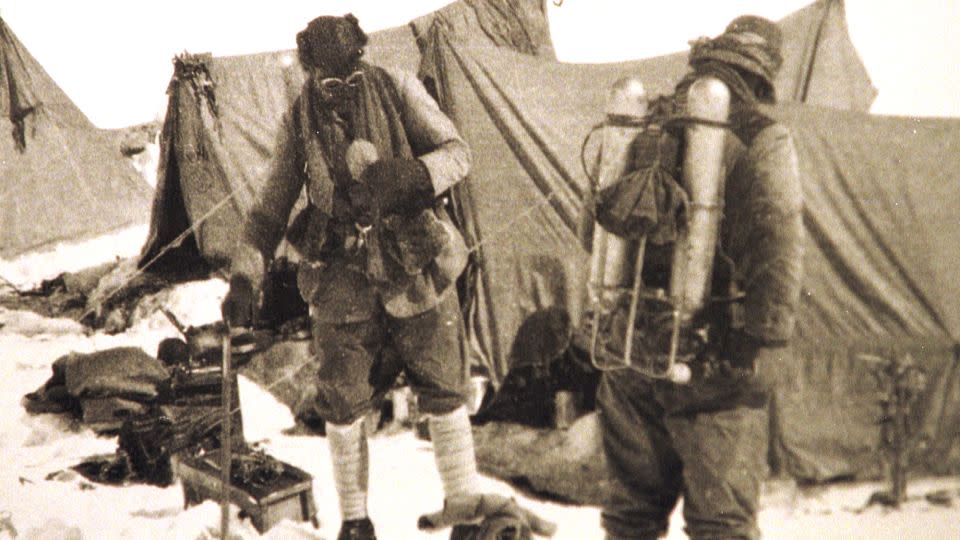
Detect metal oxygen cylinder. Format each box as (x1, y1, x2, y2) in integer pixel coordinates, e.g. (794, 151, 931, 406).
(587, 77, 649, 310)
(669, 76, 730, 323)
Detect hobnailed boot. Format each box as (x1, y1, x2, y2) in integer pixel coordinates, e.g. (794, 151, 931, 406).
(337, 517, 377, 540)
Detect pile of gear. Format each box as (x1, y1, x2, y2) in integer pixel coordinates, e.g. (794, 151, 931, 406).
(21, 317, 280, 486)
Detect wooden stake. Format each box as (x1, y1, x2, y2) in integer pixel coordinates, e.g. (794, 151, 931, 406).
(220, 330, 233, 538)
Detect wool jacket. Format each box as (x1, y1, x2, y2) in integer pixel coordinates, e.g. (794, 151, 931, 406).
(232, 63, 471, 320)
(721, 113, 803, 344)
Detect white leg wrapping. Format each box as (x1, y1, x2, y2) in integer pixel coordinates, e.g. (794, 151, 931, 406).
(326, 417, 369, 520)
(428, 405, 481, 498)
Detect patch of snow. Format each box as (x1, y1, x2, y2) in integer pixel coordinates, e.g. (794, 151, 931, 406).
(0, 225, 149, 291)
(0, 308, 87, 338)
(124, 278, 228, 345)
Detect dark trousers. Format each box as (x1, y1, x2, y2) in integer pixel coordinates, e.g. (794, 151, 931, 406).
(310, 290, 469, 425)
(597, 371, 768, 540)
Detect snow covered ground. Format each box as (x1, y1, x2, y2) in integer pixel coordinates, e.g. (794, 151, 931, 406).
(0, 225, 150, 292)
(1, 234, 959, 540)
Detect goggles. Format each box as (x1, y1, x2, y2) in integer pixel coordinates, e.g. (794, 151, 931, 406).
(318, 70, 365, 93)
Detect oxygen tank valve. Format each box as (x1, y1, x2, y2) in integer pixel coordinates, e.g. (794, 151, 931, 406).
(606, 76, 648, 121)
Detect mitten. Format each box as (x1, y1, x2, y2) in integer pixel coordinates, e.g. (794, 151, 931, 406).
(725, 329, 787, 390)
(418, 493, 557, 539)
(359, 158, 435, 217)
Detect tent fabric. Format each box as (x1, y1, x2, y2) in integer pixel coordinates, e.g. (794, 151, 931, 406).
(0, 17, 153, 258)
(138, 2, 549, 269)
(770, 105, 960, 344)
(775, 0, 876, 109)
(770, 344, 960, 482)
(410, 0, 555, 59)
(415, 5, 957, 478)
(765, 104, 960, 480)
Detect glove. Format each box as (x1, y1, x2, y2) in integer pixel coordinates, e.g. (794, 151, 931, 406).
(353, 158, 435, 218)
(418, 493, 557, 539)
(221, 274, 256, 328)
(383, 212, 448, 275)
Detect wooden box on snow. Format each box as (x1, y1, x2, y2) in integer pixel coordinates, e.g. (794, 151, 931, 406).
(174, 453, 318, 533)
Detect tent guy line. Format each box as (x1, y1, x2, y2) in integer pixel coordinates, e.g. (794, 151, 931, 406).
(0, 272, 22, 293)
(76, 191, 240, 326)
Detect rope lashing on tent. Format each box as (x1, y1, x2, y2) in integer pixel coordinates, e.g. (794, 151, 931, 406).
(76, 188, 241, 326)
(461, 183, 564, 257)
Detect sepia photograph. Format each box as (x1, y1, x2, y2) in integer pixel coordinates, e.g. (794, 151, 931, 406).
(1, 1, 958, 538)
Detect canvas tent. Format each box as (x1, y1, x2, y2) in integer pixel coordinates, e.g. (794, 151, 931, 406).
(765, 104, 960, 480)
(0, 17, 153, 258)
(139, 0, 960, 482)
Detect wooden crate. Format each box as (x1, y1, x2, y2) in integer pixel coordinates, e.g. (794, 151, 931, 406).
(174, 454, 318, 533)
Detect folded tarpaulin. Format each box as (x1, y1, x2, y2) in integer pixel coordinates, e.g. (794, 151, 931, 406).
(24, 347, 169, 408)
(23, 347, 170, 433)
(58, 347, 170, 399)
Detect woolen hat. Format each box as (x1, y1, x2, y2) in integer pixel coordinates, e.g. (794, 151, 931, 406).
(689, 15, 784, 88)
(296, 14, 368, 77)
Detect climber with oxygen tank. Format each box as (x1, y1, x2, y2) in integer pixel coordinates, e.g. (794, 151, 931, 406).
(581, 15, 804, 540)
